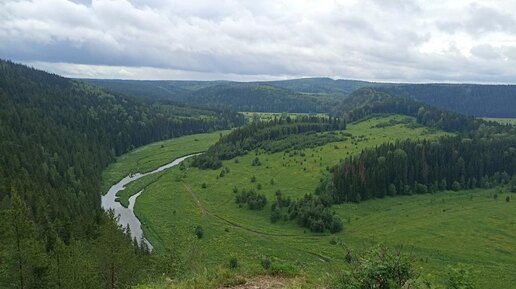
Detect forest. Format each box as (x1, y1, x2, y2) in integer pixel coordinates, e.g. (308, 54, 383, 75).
(0, 60, 244, 288)
(321, 135, 516, 203)
(191, 115, 346, 169)
(1, 59, 515, 289)
(86, 78, 516, 118)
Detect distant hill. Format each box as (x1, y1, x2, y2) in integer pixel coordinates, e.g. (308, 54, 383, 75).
(376, 84, 516, 118)
(83, 78, 375, 113)
(260, 77, 374, 94)
(84, 78, 516, 117)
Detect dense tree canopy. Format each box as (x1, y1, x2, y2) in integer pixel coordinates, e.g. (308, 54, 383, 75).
(0, 60, 243, 288)
(192, 115, 346, 169)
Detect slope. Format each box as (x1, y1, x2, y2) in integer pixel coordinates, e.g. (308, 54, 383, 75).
(0, 59, 244, 288)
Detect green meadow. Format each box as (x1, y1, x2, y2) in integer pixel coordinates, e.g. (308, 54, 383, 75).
(102, 115, 515, 288)
(101, 131, 228, 194)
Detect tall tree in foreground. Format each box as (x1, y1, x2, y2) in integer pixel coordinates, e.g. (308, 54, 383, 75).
(0, 192, 47, 289)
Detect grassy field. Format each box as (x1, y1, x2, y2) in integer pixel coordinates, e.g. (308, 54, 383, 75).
(102, 115, 515, 288)
(100, 131, 228, 194)
(482, 117, 516, 125)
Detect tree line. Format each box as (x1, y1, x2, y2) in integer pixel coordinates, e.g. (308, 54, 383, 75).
(319, 135, 516, 204)
(192, 115, 346, 169)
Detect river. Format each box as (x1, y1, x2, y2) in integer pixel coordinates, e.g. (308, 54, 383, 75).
(101, 154, 199, 251)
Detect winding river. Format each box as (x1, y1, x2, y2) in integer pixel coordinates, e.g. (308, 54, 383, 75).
(101, 154, 199, 251)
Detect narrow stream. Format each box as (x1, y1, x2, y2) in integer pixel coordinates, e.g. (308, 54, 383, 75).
(101, 154, 199, 251)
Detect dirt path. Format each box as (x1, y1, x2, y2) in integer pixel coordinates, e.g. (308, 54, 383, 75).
(183, 183, 308, 238)
(182, 182, 334, 265)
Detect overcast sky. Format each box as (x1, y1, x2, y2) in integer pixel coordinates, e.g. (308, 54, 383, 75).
(2, 0, 516, 82)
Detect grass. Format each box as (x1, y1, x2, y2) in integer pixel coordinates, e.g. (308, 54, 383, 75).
(481, 117, 516, 125)
(101, 115, 515, 288)
(100, 131, 228, 194)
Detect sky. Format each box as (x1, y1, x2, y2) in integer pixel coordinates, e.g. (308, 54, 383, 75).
(1, 0, 516, 82)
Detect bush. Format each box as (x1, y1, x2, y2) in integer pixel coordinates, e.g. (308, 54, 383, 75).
(506, 196, 510, 202)
(235, 189, 267, 210)
(510, 176, 516, 192)
(252, 157, 261, 166)
(331, 246, 415, 289)
(270, 208, 282, 223)
(195, 225, 204, 239)
(261, 257, 271, 270)
(452, 181, 461, 191)
(251, 175, 257, 183)
(201, 182, 207, 189)
(229, 257, 238, 269)
(329, 218, 343, 234)
(445, 264, 474, 289)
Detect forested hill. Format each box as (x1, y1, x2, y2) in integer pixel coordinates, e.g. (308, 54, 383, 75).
(85, 78, 516, 117)
(0, 60, 243, 288)
(83, 78, 375, 113)
(335, 88, 487, 134)
(377, 84, 516, 118)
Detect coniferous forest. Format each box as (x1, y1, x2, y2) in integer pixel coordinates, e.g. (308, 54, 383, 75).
(0, 60, 244, 288)
(1, 59, 516, 288)
(3, 2, 516, 288)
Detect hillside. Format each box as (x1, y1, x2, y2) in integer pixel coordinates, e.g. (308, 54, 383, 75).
(0, 60, 244, 288)
(378, 84, 516, 118)
(84, 79, 344, 113)
(100, 90, 516, 288)
(86, 78, 516, 118)
(103, 114, 511, 288)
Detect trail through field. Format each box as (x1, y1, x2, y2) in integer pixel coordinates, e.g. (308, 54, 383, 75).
(183, 183, 298, 237)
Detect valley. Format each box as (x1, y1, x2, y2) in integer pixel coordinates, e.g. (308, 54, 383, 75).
(4, 3, 516, 288)
(102, 114, 515, 288)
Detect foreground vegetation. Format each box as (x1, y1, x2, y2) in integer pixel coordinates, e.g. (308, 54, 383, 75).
(100, 115, 516, 288)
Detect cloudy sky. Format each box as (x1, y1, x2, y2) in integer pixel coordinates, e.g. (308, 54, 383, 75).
(1, 0, 516, 82)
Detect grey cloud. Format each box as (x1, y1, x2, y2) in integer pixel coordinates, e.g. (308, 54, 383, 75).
(1, 0, 516, 82)
(437, 3, 516, 34)
(471, 45, 501, 60)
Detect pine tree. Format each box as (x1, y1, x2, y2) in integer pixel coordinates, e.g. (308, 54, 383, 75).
(0, 191, 47, 289)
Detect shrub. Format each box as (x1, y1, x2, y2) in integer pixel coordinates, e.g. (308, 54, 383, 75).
(510, 175, 516, 192)
(329, 218, 343, 234)
(251, 157, 261, 166)
(506, 196, 510, 202)
(452, 181, 461, 191)
(331, 246, 415, 289)
(251, 175, 256, 183)
(195, 225, 204, 239)
(445, 264, 474, 289)
(201, 182, 207, 189)
(229, 257, 238, 269)
(261, 257, 271, 270)
(235, 189, 267, 210)
(270, 208, 282, 223)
